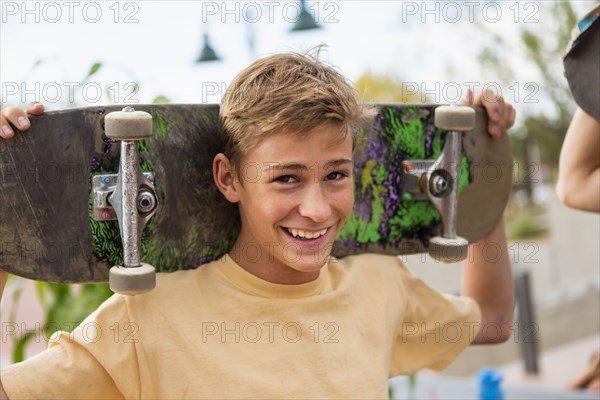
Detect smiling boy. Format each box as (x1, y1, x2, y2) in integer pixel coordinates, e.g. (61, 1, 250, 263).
(0, 52, 515, 399)
(214, 125, 354, 284)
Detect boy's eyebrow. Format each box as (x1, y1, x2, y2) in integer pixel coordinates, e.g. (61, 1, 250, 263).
(324, 159, 353, 169)
(265, 159, 352, 171)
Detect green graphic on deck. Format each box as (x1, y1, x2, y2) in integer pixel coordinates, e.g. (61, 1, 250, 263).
(336, 106, 469, 251)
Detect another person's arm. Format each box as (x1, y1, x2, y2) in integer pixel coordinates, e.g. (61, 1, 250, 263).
(556, 107, 600, 212)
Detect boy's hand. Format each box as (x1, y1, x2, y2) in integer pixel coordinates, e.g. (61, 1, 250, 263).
(0, 102, 45, 139)
(461, 89, 516, 138)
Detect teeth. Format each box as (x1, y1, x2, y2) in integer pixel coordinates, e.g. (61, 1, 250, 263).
(287, 228, 327, 239)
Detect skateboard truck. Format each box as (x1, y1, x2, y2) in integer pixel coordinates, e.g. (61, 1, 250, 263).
(401, 105, 475, 262)
(94, 107, 158, 295)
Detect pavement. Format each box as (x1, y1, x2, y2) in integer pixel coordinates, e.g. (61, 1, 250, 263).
(501, 333, 599, 391)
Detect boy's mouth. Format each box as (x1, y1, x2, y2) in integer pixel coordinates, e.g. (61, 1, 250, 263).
(284, 227, 328, 240)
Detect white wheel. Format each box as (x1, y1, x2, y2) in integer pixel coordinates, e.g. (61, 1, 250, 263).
(428, 236, 469, 263)
(105, 109, 152, 140)
(434, 106, 476, 131)
(109, 263, 156, 295)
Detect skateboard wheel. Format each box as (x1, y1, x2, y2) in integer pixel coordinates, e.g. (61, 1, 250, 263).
(428, 236, 469, 263)
(434, 106, 476, 131)
(105, 109, 152, 140)
(109, 263, 156, 295)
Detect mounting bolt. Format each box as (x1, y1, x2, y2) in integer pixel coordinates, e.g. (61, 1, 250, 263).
(431, 174, 448, 195)
(137, 190, 157, 214)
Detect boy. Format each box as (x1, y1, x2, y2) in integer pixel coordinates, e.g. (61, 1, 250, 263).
(0, 52, 516, 399)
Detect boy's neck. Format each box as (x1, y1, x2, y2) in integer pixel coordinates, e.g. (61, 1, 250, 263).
(228, 241, 322, 285)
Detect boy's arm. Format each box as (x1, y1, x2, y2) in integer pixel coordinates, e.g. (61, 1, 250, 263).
(459, 90, 516, 344)
(461, 220, 514, 344)
(556, 107, 600, 212)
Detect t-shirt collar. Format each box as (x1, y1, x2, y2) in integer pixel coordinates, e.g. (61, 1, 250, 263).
(215, 254, 329, 299)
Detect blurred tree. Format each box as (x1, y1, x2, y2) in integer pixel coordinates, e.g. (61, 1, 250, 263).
(355, 70, 429, 103)
(472, 1, 599, 237)
(475, 1, 597, 188)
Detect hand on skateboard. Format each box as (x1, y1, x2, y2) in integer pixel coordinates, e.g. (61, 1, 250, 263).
(0, 102, 45, 139)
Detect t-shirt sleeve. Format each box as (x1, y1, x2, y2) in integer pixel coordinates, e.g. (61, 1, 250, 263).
(389, 261, 482, 376)
(1, 294, 141, 399)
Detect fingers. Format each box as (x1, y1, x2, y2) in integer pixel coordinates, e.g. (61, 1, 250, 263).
(0, 102, 44, 139)
(460, 89, 474, 106)
(0, 107, 28, 139)
(26, 101, 45, 116)
(488, 96, 516, 138)
(486, 94, 506, 138)
(466, 88, 516, 139)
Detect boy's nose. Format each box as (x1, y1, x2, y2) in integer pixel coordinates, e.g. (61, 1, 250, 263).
(298, 184, 332, 223)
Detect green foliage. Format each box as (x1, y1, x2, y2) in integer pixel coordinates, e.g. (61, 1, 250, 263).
(505, 205, 550, 240)
(152, 95, 170, 104)
(11, 282, 112, 363)
(84, 62, 102, 80)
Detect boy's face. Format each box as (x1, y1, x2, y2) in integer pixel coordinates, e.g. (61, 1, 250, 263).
(230, 124, 354, 284)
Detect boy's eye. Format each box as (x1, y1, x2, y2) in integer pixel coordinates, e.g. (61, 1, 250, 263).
(275, 175, 298, 184)
(325, 171, 347, 181)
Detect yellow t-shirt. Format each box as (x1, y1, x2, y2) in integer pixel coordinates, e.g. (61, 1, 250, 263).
(1, 253, 480, 399)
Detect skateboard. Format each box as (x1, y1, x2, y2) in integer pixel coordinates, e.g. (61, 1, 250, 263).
(0, 104, 512, 293)
(564, 5, 600, 120)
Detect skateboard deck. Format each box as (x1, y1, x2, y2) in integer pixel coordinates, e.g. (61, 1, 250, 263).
(0, 104, 512, 283)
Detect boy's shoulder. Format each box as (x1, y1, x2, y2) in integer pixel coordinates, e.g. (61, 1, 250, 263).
(328, 253, 415, 288)
(120, 260, 218, 305)
(330, 253, 411, 272)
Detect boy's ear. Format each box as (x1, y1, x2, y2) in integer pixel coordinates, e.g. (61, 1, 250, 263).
(213, 153, 240, 203)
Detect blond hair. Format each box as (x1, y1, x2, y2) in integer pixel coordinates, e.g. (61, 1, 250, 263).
(220, 51, 363, 169)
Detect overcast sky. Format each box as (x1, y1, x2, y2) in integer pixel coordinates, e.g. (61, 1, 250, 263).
(1, 0, 597, 119)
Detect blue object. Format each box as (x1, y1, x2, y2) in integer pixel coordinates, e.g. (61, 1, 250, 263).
(477, 368, 504, 400)
(577, 15, 598, 33)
